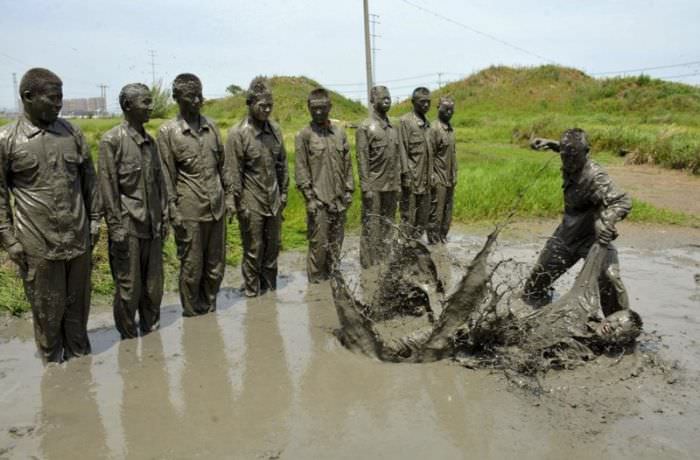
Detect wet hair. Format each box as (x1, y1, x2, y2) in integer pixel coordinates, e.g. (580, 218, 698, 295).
(19, 68, 62, 98)
(439, 95, 455, 106)
(308, 88, 331, 104)
(246, 76, 272, 105)
(119, 83, 150, 111)
(560, 128, 590, 154)
(172, 73, 202, 100)
(369, 85, 390, 103)
(412, 87, 431, 100)
(605, 309, 644, 345)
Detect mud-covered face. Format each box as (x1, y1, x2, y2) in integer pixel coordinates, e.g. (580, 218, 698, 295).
(176, 84, 203, 116)
(597, 310, 641, 344)
(560, 142, 588, 174)
(413, 95, 431, 116)
(438, 102, 454, 123)
(24, 82, 63, 125)
(250, 96, 273, 122)
(372, 89, 392, 114)
(125, 90, 153, 125)
(308, 99, 331, 125)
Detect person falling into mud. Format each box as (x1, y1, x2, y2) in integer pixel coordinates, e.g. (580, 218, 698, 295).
(330, 228, 643, 368)
(522, 128, 632, 315)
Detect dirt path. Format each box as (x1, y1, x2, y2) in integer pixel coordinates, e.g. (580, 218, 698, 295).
(607, 163, 700, 217)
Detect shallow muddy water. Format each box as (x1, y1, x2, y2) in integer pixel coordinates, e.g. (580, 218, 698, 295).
(1, 224, 699, 459)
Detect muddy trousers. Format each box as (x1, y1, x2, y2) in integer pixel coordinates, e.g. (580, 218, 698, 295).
(176, 219, 226, 316)
(109, 236, 163, 339)
(523, 237, 629, 316)
(400, 190, 431, 238)
(238, 209, 281, 296)
(428, 184, 454, 244)
(360, 191, 399, 268)
(306, 206, 346, 283)
(23, 252, 92, 363)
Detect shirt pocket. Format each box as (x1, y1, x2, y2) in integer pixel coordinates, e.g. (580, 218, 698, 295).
(10, 151, 40, 183)
(369, 138, 388, 163)
(408, 131, 426, 155)
(175, 147, 199, 175)
(63, 150, 83, 182)
(309, 138, 326, 158)
(117, 161, 142, 195)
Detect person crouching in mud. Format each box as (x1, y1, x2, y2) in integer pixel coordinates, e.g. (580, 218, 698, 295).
(522, 128, 632, 316)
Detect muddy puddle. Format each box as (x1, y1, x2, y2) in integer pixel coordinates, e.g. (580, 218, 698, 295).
(1, 224, 699, 459)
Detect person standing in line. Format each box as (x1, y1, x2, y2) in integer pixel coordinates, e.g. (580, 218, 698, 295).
(157, 74, 232, 316)
(226, 77, 289, 297)
(0, 68, 101, 362)
(428, 96, 457, 244)
(399, 87, 433, 239)
(295, 88, 354, 283)
(99, 83, 168, 339)
(355, 85, 406, 268)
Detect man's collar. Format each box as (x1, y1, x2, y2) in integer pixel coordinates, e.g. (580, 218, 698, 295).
(176, 114, 210, 134)
(412, 111, 429, 127)
(371, 110, 391, 128)
(310, 120, 334, 133)
(18, 116, 64, 138)
(246, 117, 279, 141)
(437, 118, 452, 131)
(122, 121, 150, 146)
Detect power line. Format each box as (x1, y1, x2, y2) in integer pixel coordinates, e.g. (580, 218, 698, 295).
(396, 0, 556, 63)
(370, 13, 381, 83)
(148, 49, 157, 85)
(591, 60, 700, 76)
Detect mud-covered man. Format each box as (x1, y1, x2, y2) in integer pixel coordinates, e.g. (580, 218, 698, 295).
(295, 88, 354, 283)
(399, 87, 433, 238)
(523, 128, 632, 315)
(226, 77, 289, 297)
(157, 74, 231, 316)
(428, 96, 457, 244)
(356, 85, 405, 268)
(0, 68, 101, 362)
(99, 83, 168, 339)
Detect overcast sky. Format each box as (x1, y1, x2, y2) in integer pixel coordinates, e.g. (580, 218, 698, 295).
(1, 0, 698, 111)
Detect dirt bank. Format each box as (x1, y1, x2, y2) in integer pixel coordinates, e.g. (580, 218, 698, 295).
(0, 222, 698, 459)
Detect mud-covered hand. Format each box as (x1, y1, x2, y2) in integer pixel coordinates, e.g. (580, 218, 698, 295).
(344, 192, 353, 206)
(7, 241, 27, 272)
(281, 193, 288, 209)
(595, 219, 618, 244)
(362, 190, 374, 202)
(160, 218, 169, 240)
(307, 198, 322, 215)
(111, 227, 130, 254)
(225, 195, 236, 224)
(90, 221, 100, 250)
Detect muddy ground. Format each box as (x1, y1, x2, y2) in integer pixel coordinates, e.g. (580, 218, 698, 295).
(0, 221, 699, 460)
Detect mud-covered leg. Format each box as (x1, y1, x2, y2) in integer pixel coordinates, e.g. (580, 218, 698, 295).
(307, 206, 330, 283)
(63, 251, 92, 359)
(177, 221, 203, 316)
(201, 218, 225, 312)
(110, 236, 142, 339)
(327, 210, 346, 275)
(261, 211, 282, 292)
(441, 186, 454, 242)
(139, 237, 163, 334)
(429, 185, 447, 244)
(238, 210, 264, 297)
(523, 236, 578, 307)
(24, 256, 66, 363)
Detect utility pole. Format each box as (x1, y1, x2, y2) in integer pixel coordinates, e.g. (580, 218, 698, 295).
(148, 49, 157, 85)
(363, 0, 373, 109)
(97, 84, 108, 114)
(370, 14, 380, 83)
(11, 73, 19, 117)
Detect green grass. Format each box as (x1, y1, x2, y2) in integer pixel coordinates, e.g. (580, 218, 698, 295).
(1, 66, 699, 314)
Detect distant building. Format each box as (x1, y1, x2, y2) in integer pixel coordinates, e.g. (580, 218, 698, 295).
(62, 97, 107, 117)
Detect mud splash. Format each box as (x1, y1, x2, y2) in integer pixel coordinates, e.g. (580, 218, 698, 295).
(0, 225, 699, 459)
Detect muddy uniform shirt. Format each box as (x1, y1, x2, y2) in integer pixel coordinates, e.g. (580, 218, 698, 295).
(356, 112, 404, 193)
(430, 119, 456, 187)
(0, 117, 100, 258)
(399, 111, 432, 194)
(227, 118, 289, 216)
(295, 121, 354, 211)
(157, 115, 228, 222)
(99, 122, 167, 240)
(555, 160, 631, 251)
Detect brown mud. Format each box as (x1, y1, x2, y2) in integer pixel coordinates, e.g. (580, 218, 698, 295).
(0, 222, 699, 459)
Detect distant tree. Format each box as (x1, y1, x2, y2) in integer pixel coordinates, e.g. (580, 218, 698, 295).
(226, 84, 243, 96)
(150, 79, 172, 118)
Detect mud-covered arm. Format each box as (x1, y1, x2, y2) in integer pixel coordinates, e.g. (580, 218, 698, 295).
(355, 125, 370, 192)
(294, 130, 314, 201)
(98, 136, 126, 240)
(0, 137, 18, 250)
(591, 168, 632, 225)
(214, 125, 235, 212)
(342, 130, 354, 194)
(224, 128, 244, 204)
(156, 127, 179, 223)
(76, 129, 102, 225)
(398, 121, 409, 184)
(153, 141, 169, 225)
(276, 131, 289, 199)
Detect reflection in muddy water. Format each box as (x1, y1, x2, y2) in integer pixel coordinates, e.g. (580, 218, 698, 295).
(0, 232, 699, 459)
